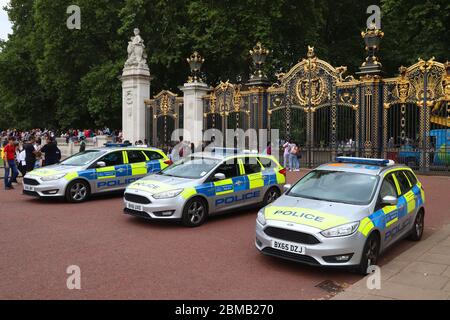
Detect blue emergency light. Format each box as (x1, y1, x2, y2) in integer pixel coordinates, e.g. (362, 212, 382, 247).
(335, 157, 393, 166)
(104, 142, 132, 147)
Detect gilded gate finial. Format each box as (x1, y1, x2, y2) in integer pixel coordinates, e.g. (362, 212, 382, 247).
(187, 51, 205, 82)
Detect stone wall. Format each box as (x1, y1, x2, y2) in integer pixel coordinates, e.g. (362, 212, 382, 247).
(55, 135, 112, 158)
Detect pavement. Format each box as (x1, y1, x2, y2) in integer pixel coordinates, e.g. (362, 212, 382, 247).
(333, 224, 450, 300)
(0, 172, 449, 299)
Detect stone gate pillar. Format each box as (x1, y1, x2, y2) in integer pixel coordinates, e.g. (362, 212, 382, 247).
(180, 52, 209, 149)
(181, 82, 209, 149)
(120, 28, 150, 143)
(356, 24, 384, 157)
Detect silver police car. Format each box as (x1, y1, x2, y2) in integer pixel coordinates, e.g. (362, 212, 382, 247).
(256, 157, 426, 274)
(23, 145, 170, 202)
(123, 150, 286, 227)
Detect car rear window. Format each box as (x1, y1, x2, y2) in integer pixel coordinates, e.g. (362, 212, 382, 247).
(395, 171, 412, 194)
(143, 150, 164, 160)
(404, 170, 418, 186)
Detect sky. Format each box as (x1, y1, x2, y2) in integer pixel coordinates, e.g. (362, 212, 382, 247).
(0, 0, 12, 41)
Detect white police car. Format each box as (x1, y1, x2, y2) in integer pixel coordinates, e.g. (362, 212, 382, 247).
(256, 157, 426, 274)
(23, 145, 170, 202)
(123, 150, 286, 227)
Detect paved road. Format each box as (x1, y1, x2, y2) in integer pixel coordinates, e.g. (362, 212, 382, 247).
(0, 172, 449, 299)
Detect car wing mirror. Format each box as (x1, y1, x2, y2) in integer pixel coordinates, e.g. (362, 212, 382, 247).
(382, 195, 398, 206)
(96, 161, 106, 168)
(213, 173, 226, 181)
(283, 184, 292, 193)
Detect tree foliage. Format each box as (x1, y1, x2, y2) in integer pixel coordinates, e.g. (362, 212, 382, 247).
(0, 0, 447, 129)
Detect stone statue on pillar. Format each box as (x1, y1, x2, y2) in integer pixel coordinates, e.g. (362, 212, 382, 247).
(120, 28, 151, 144)
(125, 28, 148, 69)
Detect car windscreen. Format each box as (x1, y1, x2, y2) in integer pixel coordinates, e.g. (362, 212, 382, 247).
(287, 170, 379, 205)
(158, 157, 220, 179)
(60, 150, 106, 166)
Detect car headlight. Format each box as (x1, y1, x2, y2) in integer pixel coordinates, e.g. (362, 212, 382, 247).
(320, 221, 360, 238)
(40, 173, 66, 181)
(257, 210, 266, 226)
(152, 189, 184, 199)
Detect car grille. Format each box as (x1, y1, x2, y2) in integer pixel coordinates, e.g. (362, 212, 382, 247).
(23, 178, 40, 186)
(124, 193, 151, 204)
(23, 190, 39, 197)
(123, 208, 151, 219)
(262, 247, 319, 265)
(264, 227, 320, 245)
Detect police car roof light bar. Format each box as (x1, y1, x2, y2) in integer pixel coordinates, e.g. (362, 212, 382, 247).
(104, 142, 132, 147)
(335, 157, 394, 166)
(211, 147, 242, 155)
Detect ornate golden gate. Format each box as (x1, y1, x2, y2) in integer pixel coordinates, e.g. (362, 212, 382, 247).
(145, 26, 449, 172)
(267, 47, 360, 167)
(145, 90, 183, 147)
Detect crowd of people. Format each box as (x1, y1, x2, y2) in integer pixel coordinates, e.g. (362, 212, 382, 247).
(1, 134, 61, 190)
(2, 128, 304, 190)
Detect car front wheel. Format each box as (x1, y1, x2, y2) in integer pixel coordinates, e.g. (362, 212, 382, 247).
(182, 197, 208, 227)
(65, 180, 90, 203)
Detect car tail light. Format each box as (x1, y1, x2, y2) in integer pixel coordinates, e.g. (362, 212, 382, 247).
(164, 159, 173, 165)
(279, 168, 287, 176)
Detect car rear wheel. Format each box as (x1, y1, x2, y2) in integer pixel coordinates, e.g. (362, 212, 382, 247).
(408, 210, 424, 241)
(182, 197, 207, 227)
(263, 187, 281, 206)
(65, 180, 90, 203)
(356, 233, 380, 275)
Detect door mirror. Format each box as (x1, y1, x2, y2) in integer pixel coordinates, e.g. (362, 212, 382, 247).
(96, 161, 106, 168)
(283, 184, 292, 193)
(213, 173, 226, 181)
(381, 195, 398, 206)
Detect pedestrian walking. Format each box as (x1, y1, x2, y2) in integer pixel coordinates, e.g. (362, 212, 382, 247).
(3, 137, 19, 190)
(283, 140, 293, 170)
(16, 142, 27, 177)
(23, 137, 36, 172)
(290, 143, 300, 172)
(40, 136, 60, 166)
(79, 136, 86, 152)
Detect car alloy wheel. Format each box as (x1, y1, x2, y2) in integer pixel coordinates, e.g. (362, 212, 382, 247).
(365, 236, 379, 268)
(70, 182, 88, 201)
(409, 210, 424, 241)
(187, 200, 205, 225)
(415, 212, 424, 238)
(264, 188, 281, 205)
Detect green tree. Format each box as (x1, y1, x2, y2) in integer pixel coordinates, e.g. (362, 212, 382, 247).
(0, 0, 448, 130)
(381, 0, 450, 74)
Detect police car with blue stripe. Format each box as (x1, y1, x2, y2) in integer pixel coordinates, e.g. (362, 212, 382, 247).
(256, 157, 426, 274)
(22, 144, 171, 202)
(123, 149, 286, 227)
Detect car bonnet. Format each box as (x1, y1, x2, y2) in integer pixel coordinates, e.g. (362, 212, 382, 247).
(263, 195, 370, 231)
(126, 174, 198, 195)
(25, 164, 80, 178)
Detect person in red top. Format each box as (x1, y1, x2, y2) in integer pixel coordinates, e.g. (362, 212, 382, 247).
(3, 137, 19, 190)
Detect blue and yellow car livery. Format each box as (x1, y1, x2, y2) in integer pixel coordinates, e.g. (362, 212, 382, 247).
(23, 146, 170, 202)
